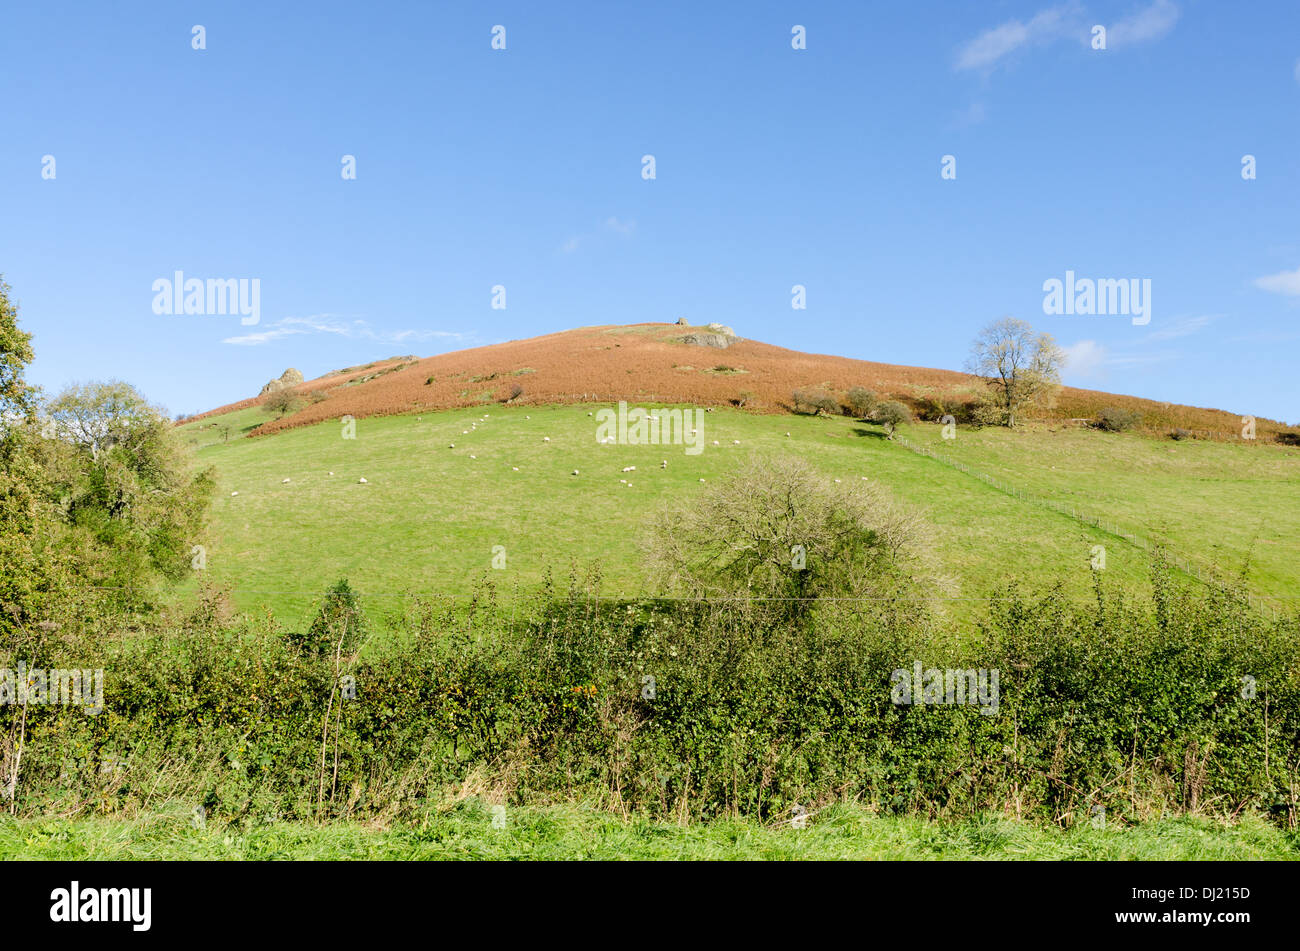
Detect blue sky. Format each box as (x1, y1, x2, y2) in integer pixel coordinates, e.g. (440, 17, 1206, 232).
(3, 0, 1298, 422)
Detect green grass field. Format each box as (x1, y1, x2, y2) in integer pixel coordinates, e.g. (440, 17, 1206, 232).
(4, 804, 1296, 860)
(177, 405, 1300, 625)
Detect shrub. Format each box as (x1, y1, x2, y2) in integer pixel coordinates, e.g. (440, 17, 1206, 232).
(260, 388, 301, 418)
(1097, 407, 1142, 432)
(644, 456, 936, 618)
(792, 387, 838, 416)
(845, 386, 876, 419)
(874, 400, 911, 437)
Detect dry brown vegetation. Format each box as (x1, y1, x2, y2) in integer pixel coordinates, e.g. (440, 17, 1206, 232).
(189, 323, 1296, 443)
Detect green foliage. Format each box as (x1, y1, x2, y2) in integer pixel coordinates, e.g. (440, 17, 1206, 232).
(6, 569, 1298, 830)
(846, 386, 876, 419)
(791, 387, 838, 416)
(294, 578, 367, 657)
(874, 400, 911, 436)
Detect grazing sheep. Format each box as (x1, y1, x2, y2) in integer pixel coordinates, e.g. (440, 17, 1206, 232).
(571, 469, 579, 475)
(712, 440, 720, 446)
(328, 471, 334, 476)
(470, 454, 477, 459)
(543, 436, 551, 442)
(358, 477, 368, 484)
(282, 478, 291, 484)
(231, 491, 239, 497)
(732, 440, 740, 445)
(450, 444, 455, 448)
(785, 432, 791, 437)
(660, 460, 667, 469)
(699, 478, 706, 483)
(512, 466, 520, 471)
(622, 465, 636, 472)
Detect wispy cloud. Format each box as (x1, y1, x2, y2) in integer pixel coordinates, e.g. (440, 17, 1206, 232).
(1254, 265, 1300, 297)
(222, 315, 469, 347)
(1143, 313, 1216, 341)
(1061, 313, 1211, 382)
(954, 3, 1082, 72)
(954, 1, 1178, 73)
(1108, 0, 1180, 48)
(560, 216, 637, 254)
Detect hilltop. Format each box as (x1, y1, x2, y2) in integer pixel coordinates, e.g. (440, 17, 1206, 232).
(186, 323, 1296, 442)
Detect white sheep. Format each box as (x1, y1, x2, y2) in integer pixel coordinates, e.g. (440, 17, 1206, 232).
(543, 436, 551, 442)
(281, 478, 291, 484)
(231, 491, 239, 497)
(660, 460, 667, 469)
(571, 469, 579, 475)
(358, 477, 368, 484)
(622, 465, 636, 472)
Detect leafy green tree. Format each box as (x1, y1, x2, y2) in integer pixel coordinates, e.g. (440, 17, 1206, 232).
(846, 386, 876, 419)
(874, 400, 911, 437)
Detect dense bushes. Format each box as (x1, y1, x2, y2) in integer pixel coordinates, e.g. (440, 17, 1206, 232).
(4, 567, 1297, 829)
(1096, 407, 1143, 432)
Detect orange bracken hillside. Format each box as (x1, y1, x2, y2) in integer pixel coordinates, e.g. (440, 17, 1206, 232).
(188, 323, 1295, 442)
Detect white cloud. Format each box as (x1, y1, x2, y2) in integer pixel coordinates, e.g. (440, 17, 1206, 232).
(1254, 265, 1300, 297)
(604, 216, 636, 234)
(954, 3, 1081, 71)
(1061, 339, 1108, 378)
(1108, 0, 1180, 48)
(222, 315, 468, 347)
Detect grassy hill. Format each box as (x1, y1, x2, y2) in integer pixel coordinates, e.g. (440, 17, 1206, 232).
(178, 401, 1300, 626)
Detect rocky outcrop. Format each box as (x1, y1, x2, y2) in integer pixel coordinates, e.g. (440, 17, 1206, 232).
(259, 368, 304, 396)
(675, 322, 738, 349)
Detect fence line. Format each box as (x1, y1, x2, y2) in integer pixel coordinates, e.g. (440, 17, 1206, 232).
(891, 433, 1284, 621)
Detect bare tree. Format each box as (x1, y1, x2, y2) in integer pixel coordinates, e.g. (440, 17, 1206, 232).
(965, 318, 1063, 427)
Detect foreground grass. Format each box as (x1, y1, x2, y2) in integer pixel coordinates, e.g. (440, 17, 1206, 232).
(4, 805, 1297, 860)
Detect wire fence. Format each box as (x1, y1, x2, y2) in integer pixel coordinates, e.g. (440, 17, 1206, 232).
(891, 432, 1285, 620)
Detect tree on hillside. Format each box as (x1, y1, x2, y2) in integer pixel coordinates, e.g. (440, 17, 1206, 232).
(965, 318, 1063, 427)
(644, 456, 937, 618)
(792, 387, 838, 416)
(846, 387, 876, 419)
(874, 400, 911, 438)
(261, 387, 301, 419)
